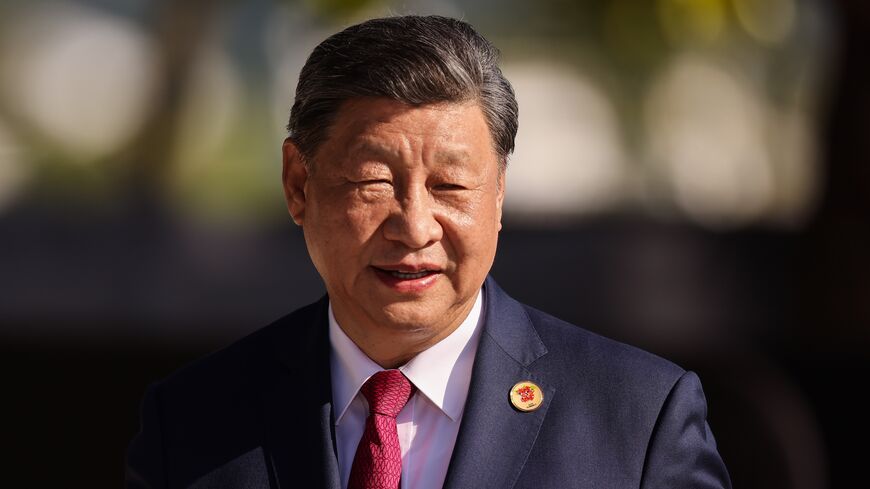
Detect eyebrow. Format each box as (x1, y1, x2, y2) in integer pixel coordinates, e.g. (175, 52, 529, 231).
(348, 141, 402, 162)
(347, 138, 474, 166)
(433, 149, 472, 166)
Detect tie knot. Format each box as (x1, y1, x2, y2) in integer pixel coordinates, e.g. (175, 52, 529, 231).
(360, 370, 415, 418)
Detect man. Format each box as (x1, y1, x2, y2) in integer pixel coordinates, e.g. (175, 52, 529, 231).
(127, 15, 731, 489)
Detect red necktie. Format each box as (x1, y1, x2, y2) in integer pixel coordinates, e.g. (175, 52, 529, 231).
(348, 370, 416, 489)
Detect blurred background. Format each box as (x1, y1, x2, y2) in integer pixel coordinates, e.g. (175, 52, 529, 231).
(0, 0, 866, 487)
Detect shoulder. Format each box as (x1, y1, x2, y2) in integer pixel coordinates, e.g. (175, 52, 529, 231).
(518, 301, 686, 401)
(127, 298, 330, 487)
(483, 277, 685, 396)
(527, 302, 682, 373)
(514, 302, 709, 475)
(490, 291, 731, 488)
(153, 297, 327, 410)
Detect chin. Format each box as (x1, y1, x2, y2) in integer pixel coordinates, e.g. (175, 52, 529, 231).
(378, 303, 444, 332)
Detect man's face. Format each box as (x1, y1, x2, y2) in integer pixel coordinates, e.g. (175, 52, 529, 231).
(282, 97, 504, 356)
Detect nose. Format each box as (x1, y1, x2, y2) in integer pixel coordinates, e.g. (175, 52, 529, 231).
(382, 185, 443, 249)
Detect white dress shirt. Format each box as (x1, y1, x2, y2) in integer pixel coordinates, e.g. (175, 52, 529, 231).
(329, 290, 484, 489)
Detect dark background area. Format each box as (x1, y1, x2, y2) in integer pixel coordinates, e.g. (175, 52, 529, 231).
(2, 1, 869, 487)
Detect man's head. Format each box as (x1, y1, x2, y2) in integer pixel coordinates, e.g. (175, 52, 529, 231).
(282, 16, 517, 368)
(286, 15, 518, 172)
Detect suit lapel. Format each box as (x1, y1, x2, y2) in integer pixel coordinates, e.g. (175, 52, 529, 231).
(443, 277, 554, 489)
(262, 296, 341, 489)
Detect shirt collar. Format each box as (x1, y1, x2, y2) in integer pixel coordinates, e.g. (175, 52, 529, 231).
(329, 289, 484, 424)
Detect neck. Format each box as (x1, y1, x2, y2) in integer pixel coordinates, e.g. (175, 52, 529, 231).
(340, 317, 465, 369)
(331, 296, 478, 369)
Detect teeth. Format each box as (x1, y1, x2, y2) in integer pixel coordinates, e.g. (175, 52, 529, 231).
(390, 270, 430, 279)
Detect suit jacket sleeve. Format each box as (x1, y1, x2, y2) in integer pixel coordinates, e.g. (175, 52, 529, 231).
(126, 383, 167, 489)
(640, 371, 732, 489)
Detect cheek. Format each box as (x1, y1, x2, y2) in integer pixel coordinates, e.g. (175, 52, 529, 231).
(344, 201, 389, 242)
(439, 199, 501, 256)
(305, 197, 367, 259)
(311, 188, 383, 237)
(437, 193, 488, 228)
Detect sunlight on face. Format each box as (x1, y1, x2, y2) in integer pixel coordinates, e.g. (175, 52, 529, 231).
(283, 98, 504, 360)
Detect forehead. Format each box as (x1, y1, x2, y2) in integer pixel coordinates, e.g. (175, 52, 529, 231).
(315, 98, 495, 162)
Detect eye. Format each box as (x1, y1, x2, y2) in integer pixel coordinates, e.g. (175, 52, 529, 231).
(354, 179, 392, 186)
(433, 183, 465, 191)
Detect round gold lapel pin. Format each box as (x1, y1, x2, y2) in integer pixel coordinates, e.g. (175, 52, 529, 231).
(509, 380, 543, 412)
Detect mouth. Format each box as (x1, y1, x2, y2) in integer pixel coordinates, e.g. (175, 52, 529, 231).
(371, 265, 442, 292)
(374, 268, 438, 280)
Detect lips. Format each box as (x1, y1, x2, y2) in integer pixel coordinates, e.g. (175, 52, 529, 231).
(372, 264, 441, 275)
(372, 265, 441, 292)
(387, 270, 434, 279)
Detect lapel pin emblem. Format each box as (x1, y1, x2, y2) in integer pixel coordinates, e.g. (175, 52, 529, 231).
(509, 380, 543, 412)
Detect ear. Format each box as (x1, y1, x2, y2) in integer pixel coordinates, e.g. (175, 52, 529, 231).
(282, 138, 308, 225)
(496, 169, 506, 232)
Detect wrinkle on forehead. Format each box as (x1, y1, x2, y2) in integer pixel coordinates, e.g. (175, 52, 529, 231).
(334, 100, 486, 166)
(348, 138, 476, 168)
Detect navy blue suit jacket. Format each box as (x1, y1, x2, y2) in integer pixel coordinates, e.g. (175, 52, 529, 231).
(127, 277, 731, 488)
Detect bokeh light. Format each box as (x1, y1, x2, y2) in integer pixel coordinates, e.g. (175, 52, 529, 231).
(0, 2, 158, 161)
(733, 0, 797, 45)
(169, 41, 248, 220)
(657, 0, 727, 45)
(505, 62, 627, 219)
(0, 118, 30, 212)
(644, 53, 776, 228)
